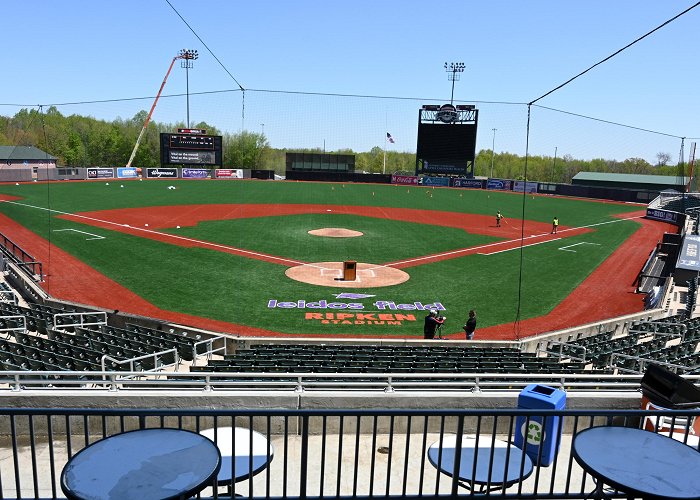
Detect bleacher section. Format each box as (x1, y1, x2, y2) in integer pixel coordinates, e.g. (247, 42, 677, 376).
(2, 289, 700, 380)
(191, 343, 591, 376)
(0, 303, 194, 374)
(546, 316, 700, 375)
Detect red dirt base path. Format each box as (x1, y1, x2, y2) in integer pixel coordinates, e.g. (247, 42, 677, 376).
(0, 201, 677, 340)
(443, 212, 675, 341)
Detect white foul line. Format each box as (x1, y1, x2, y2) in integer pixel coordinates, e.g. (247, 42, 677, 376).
(4, 200, 305, 266)
(54, 228, 105, 240)
(478, 238, 560, 255)
(3, 200, 643, 270)
(368, 214, 643, 271)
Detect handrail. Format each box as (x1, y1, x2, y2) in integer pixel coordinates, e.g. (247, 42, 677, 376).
(541, 341, 587, 362)
(99, 348, 180, 374)
(610, 352, 695, 374)
(0, 289, 19, 305)
(0, 314, 26, 335)
(0, 232, 43, 281)
(0, 369, 693, 393)
(191, 334, 227, 366)
(53, 311, 108, 329)
(1, 406, 699, 499)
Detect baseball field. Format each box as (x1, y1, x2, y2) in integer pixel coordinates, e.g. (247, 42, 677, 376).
(0, 179, 672, 340)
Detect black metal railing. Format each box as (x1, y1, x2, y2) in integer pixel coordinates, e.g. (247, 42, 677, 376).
(0, 407, 698, 499)
(0, 232, 43, 282)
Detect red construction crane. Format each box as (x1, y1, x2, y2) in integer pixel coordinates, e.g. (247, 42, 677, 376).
(125, 49, 198, 170)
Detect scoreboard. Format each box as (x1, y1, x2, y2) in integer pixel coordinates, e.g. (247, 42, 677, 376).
(160, 132, 223, 166)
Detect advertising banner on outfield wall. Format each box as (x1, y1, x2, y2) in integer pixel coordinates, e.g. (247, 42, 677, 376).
(513, 180, 538, 193)
(420, 176, 451, 187)
(487, 178, 512, 191)
(391, 175, 419, 185)
(422, 161, 467, 175)
(86, 168, 114, 179)
(215, 169, 243, 179)
(646, 207, 684, 226)
(117, 167, 139, 179)
(182, 168, 210, 179)
(146, 168, 178, 179)
(452, 178, 483, 189)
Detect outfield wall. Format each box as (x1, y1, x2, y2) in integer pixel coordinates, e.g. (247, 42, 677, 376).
(3, 168, 660, 205)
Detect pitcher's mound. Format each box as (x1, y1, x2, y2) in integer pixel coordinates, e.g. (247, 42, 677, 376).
(308, 228, 363, 238)
(286, 261, 409, 288)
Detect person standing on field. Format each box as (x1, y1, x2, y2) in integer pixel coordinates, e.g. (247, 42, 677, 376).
(463, 310, 477, 340)
(496, 211, 503, 227)
(552, 216, 559, 234)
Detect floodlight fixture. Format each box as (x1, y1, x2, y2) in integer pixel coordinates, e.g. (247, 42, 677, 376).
(444, 61, 466, 105)
(179, 49, 199, 61)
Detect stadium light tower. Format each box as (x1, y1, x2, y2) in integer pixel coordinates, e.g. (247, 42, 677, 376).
(179, 49, 199, 128)
(444, 62, 465, 105)
(490, 128, 497, 178)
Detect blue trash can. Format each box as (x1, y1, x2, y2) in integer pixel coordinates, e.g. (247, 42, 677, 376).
(514, 384, 566, 466)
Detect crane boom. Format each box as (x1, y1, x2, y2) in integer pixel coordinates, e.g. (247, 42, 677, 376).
(125, 55, 182, 169)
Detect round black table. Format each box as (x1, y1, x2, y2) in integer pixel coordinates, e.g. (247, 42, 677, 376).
(61, 428, 221, 500)
(427, 434, 534, 493)
(572, 426, 700, 500)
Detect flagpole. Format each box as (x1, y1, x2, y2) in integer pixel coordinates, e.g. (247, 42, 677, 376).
(383, 136, 387, 175)
(383, 113, 388, 175)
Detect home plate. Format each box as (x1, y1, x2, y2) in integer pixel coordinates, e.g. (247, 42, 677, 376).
(286, 262, 409, 288)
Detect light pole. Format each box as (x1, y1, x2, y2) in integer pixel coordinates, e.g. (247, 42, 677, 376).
(490, 128, 497, 178)
(444, 62, 465, 105)
(260, 123, 265, 136)
(179, 49, 198, 128)
(552, 146, 558, 182)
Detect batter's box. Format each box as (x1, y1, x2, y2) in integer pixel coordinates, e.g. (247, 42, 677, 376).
(286, 261, 410, 288)
(320, 267, 343, 277)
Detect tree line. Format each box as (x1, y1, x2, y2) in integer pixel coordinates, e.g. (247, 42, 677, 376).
(0, 108, 680, 183)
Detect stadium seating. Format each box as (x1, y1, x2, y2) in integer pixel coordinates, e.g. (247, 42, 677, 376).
(197, 343, 591, 377)
(546, 316, 700, 374)
(0, 301, 185, 373)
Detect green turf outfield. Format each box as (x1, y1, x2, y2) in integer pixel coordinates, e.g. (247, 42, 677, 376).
(0, 180, 643, 336)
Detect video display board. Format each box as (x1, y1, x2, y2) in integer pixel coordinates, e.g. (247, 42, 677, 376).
(160, 133, 223, 167)
(416, 122, 477, 174)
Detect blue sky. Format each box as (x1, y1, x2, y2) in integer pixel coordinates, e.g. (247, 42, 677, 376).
(4, 1, 699, 163)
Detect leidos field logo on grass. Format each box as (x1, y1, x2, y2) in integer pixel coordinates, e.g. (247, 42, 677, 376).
(267, 297, 446, 326)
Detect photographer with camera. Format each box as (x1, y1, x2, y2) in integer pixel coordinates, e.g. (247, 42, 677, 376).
(423, 309, 445, 340)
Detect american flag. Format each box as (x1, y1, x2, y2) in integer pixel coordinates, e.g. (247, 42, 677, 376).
(386, 132, 395, 143)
